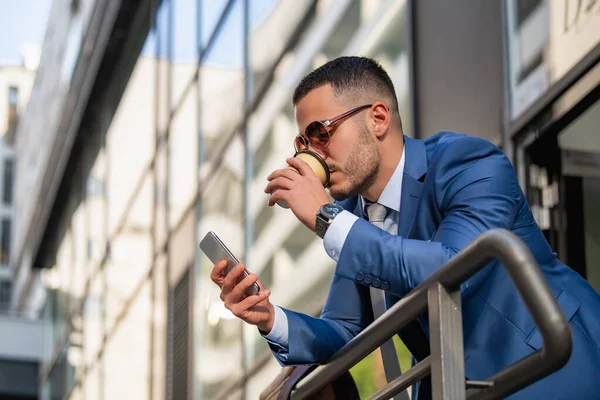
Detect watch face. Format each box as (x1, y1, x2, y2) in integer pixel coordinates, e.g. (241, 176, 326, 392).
(322, 204, 342, 219)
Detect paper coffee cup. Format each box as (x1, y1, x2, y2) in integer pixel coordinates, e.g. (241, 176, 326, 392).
(275, 149, 330, 209)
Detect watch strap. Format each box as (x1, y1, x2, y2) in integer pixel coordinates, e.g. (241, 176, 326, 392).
(315, 213, 329, 239)
(315, 204, 343, 239)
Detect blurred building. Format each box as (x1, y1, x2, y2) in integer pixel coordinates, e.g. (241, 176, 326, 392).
(0, 45, 38, 308)
(0, 49, 42, 400)
(8, 0, 600, 400)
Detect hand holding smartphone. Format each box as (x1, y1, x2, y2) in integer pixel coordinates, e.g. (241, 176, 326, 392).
(202, 231, 275, 333)
(199, 231, 260, 296)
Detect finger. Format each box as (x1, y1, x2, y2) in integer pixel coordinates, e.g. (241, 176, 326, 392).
(264, 177, 295, 194)
(266, 168, 301, 182)
(210, 259, 228, 284)
(221, 263, 246, 295)
(231, 289, 272, 316)
(230, 273, 259, 302)
(267, 188, 290, 207)
(286, 157, 316, 178)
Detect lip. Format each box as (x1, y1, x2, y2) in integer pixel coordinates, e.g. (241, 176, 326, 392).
(328, 170, 337, 183)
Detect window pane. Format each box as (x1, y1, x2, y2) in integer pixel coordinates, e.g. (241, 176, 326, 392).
(363, 0, 412, 136)
(196, 141, 245, 399)
(172, 0, 199, 63)
(7, 87, 18, 133)
(200, 0, 230, 49)
(0, 281, 10, 308)
(1, 219, 10, 265)
(83, 275, 103, 368)
(3, 159, 13, 205)
(105, 175, 153, 332)
(86, 146, 107, 273)
(197, 0, 244, 162)
(169, 81, 198, 226)
(248, 0, 314, 97)
(204, 0, 243, 68)
(103, 280, 151, 400)
(171, 0, 200, 104)
(8, 86, 18, 106)
(199, 1, 245, 156)
(106, 39, 156, 235)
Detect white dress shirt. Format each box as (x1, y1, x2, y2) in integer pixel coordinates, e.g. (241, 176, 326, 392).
(263, 149, 406, 347)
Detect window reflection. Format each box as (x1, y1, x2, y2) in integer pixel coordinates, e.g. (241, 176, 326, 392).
(249, 0, 314, 96)
(169, 82, 198, 226)
(104, 175, 153, 332)
(83, 275, 103, 368)
(197, 138, 245, 398)
(103, 281, 151, 400)
(364, 1, 412, 136)
(201, 0, 231, 49)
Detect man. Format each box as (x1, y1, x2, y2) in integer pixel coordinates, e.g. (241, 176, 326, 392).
(211, 56, 600, 399)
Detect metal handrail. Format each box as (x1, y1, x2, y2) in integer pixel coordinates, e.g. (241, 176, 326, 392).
(290, 229, 572, 399)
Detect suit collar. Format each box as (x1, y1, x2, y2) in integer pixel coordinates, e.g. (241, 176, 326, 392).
(403, 135, 428, 181)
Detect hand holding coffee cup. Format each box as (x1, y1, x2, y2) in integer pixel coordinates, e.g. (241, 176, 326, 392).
(275, 149, 331, 209)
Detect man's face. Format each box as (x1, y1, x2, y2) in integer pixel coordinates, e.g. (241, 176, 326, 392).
(294, 85, 379, 200)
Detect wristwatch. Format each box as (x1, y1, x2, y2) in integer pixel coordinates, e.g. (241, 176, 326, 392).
(315, 203, 344, 239)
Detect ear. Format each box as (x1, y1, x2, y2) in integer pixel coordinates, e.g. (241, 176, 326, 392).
(370, 102, 391, 139)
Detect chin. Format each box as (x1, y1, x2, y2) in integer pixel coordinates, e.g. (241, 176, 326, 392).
(329, 185, 351, 201)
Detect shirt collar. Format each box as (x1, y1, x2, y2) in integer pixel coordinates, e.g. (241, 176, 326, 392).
(360, 147, 405, 215)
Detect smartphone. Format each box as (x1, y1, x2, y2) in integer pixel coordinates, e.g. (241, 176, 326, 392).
(199, 231, 260, 296)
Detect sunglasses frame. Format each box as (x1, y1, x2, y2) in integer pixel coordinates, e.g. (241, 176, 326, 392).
(294, 104, 373, 152)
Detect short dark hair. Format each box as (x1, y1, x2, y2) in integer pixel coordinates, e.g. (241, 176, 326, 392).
(293, 56, 401, 127)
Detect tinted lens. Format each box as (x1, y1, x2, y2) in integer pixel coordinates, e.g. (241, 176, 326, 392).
(305, 121, 330, 149)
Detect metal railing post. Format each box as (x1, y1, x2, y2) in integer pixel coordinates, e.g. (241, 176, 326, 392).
(428, 282, 466, 400)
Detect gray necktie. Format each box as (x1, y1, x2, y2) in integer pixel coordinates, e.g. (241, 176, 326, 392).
(367, 203, 407, 399)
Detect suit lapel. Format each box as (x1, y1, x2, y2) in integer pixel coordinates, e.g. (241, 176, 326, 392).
(397, 136, 428, 237)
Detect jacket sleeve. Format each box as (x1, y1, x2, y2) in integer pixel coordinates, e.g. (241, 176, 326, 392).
(267, 272, 374, 365)
(335, 136, 522, 300)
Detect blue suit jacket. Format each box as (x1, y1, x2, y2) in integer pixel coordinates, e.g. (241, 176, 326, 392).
(269, 132, 600, 399)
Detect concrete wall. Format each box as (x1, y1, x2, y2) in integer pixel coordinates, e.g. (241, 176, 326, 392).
(412, 0, 505, 143)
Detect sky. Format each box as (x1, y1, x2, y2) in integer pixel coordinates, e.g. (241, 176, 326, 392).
(143, 0, 279, 67)
(0, 0, 52, 64)
(0, 0, 277, 68)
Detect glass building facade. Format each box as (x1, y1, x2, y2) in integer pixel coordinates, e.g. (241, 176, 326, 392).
(35, 1, 413, 398)
(19, 0, 600, 399)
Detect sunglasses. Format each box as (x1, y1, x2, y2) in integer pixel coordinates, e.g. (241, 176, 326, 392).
(294, 104, 372, 152)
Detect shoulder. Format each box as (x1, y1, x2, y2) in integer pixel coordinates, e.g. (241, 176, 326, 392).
(425, 131, 500, 157)
(424, 131, 506, 169)
(425, 133, 518, 207)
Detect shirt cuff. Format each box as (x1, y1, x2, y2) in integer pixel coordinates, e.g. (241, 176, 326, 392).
(262, 305, 289, 347)
(322, 210, 359, 262)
